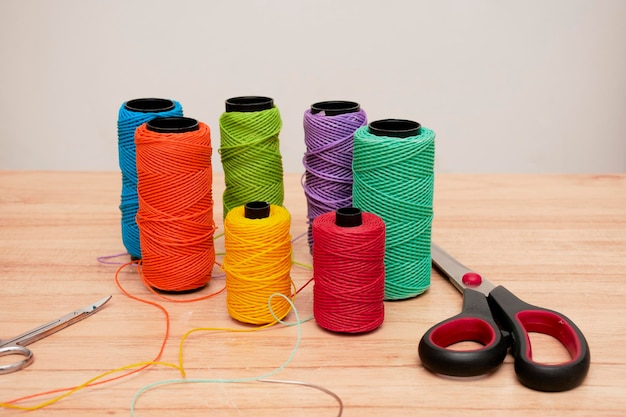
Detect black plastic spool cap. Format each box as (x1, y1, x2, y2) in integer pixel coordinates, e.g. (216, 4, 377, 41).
(244, 201, 271, 219)
(310, 101, 360, 116)
(225, 96, 274, 113)
(146, 117, 200, 133)
(335, 207, 362, 227)
(368, 119, 421, 138)
(124, 98, 175, 113)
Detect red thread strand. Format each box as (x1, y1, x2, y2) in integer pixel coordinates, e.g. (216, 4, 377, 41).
(312, 211, 386, 333)
(135, 122, 216, 292)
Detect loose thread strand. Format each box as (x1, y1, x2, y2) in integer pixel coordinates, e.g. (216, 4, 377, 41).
(0, 261, 170, 410)
(131, 293, 304, 416)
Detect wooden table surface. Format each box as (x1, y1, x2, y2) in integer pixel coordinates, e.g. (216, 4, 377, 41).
(1, 172, 625, 416)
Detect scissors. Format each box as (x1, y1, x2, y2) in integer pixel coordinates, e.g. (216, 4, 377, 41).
(418, 244, 590, 392)
(0, 295, 111, 374)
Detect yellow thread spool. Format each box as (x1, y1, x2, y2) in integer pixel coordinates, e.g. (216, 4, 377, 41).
(223, 202, 293, 324)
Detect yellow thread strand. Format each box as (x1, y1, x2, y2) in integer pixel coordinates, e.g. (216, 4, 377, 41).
(1, 235, 306, 412)
(178, 324, 275, 378)
(223, 205, 294, 325)
(175, 283, 299, 378)
(2, 231, 308, 411)
(0, 361, 182, 411)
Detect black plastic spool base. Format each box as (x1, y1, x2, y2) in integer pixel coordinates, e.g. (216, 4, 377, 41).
(146, 117, 199, 133)
(335, 207, 362, 227)
(152, 284, 208, 295)
(124, 98, 175, 113)
(368, 119, 421, 138)
(244, 201, 271, 219)
(225, 96, 274, 113)
(310, 101, 360, 116)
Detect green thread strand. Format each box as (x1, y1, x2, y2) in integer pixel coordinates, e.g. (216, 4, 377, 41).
(352, 126, 435, 300)
(219, 106, 284, 217)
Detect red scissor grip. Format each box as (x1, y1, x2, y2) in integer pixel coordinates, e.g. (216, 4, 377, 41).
(429, 317, 497, 348)
(419, 289, 509, 377)
(488, 286, 590, 392)
(516, 310, 583, 363)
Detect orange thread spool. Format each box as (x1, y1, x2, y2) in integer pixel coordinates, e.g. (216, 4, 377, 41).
(135, 117, 216, 292)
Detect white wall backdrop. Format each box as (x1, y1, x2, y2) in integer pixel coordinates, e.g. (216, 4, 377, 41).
(1, 0, 625, 173)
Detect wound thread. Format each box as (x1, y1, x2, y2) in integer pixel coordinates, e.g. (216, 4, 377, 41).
(303, 101, 367, 252)
(117, 98, 183, 259)
(135, 117, 216, 292)
(352, 120, 435, 300)
(223, 203, 293, 325)
(312, 208, 386, 333)
(219, 97, 284, 217)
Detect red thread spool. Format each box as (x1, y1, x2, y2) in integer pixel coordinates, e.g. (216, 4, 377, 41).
(135, 117, 216, 292)
(312, 207, 386, 333)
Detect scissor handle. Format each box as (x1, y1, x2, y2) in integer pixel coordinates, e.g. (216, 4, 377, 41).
(0, 345, 34, 374)
(418, 289, 509, 377)
(488, 285, 590, 392)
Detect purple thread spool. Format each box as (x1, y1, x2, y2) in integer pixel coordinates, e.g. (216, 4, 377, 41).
(303, 101, 367, 252)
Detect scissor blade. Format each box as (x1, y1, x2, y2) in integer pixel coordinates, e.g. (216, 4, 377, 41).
(80, 295, 113, 314)
(431, 243, 495, 296)
(2, 295, 112, 348)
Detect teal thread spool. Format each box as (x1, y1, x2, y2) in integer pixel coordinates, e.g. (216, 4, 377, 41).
(352, 119, 435, 300)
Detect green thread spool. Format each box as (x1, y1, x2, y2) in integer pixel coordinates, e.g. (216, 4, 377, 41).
(219, 96, 285, 217)
(352, 119, 435, 300)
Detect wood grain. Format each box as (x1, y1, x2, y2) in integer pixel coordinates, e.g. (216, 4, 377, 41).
(1, 172, 625, 416)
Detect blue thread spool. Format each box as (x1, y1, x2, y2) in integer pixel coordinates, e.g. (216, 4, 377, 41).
(118, 98, 183, 260)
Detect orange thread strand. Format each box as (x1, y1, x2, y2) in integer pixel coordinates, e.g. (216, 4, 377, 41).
(2, 262, 169, 406)
(135, 121, 216, 292)
(136, 261, 226, 302)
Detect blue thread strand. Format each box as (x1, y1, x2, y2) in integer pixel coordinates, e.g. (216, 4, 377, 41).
(117, 100, 183, 259)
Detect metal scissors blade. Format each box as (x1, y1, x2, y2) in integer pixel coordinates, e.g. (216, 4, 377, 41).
(431, 243, 495, 296)
(0, 296, 111, 374)
(0, 295, 112, 348)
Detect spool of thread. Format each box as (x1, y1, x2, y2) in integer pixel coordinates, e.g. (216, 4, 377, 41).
(352, 119, 435, 300)
(223, 201, 293, 325)
(312, 207, 385, 333)
(219, 96, 284, 217)
(303, 100, 367, 251)
(118, 98, 184, 259)
(135, 116, 216, 292)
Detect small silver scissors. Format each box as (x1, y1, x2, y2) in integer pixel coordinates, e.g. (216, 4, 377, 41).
(0, 296, 111, 374)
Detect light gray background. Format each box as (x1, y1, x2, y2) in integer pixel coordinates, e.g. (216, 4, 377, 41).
(1, 0, 625, 173)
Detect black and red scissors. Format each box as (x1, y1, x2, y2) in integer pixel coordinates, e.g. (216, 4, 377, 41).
(418, 243, 590, 392)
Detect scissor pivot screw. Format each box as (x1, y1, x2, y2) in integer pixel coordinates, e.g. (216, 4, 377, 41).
(462, 272, 483, 286)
